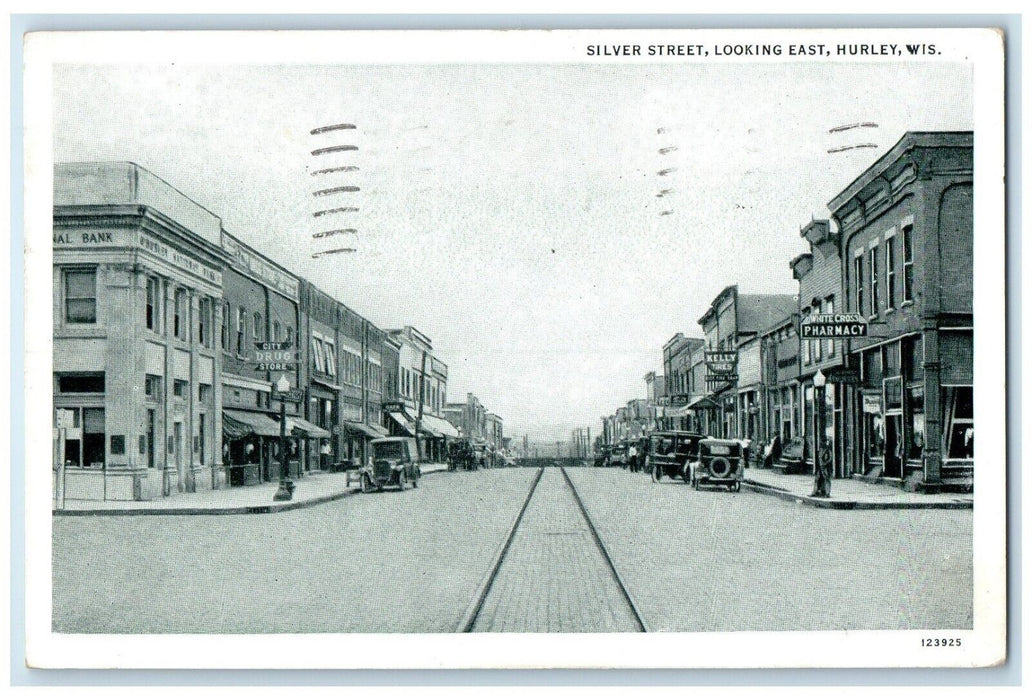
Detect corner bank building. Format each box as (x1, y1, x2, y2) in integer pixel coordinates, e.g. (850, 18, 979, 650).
(53, 162, 227, 500)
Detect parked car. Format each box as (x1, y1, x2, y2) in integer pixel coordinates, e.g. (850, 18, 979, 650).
(779, 437, 808, 473)
(348, 437, 421, 492)
(646, 431, 706, 483)
(690, 438, 745, 492)
(609, 443, 629, 467)
(593, 447, 609, 467)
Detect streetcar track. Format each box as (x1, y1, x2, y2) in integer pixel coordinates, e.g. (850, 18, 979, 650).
(457, 467, 544, 632)
(457, 466, 648, 633)
(559, 466, 649, 633)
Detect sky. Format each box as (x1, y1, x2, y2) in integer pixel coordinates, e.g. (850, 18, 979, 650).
(52, 60, 971, 441)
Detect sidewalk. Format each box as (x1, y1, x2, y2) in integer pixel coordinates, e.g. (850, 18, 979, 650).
(741, 467, 973, 510)
(54, 462, 453, 516)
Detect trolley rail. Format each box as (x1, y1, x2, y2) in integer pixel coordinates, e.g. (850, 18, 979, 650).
(457, 465, 648, 633)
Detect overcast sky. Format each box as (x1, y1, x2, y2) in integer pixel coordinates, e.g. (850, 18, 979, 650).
(53, 61, 971, 441)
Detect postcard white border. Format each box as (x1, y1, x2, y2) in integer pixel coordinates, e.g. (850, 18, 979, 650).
(23, 27, 1006, 669)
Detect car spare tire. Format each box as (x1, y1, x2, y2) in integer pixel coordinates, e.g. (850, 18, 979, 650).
(709, 456, 732, 478)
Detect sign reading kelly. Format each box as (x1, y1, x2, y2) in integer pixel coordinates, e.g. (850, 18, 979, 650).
(800, 313, 868, 338)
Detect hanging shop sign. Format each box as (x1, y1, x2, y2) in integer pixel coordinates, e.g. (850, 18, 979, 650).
(254, 341, 299, 372)
(705, 350, 738, 384)
(862, 393, 883, 414)
(273, 388, 305, 403)
(823, 367, 861, 384)
(800, 313, 868, 338)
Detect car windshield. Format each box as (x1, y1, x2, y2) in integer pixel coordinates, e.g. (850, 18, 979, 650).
(373, 441, 408, 461)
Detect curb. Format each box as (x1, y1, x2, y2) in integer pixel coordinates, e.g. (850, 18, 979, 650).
(54, 468, 455, 516)
(741, 480, 973, 510)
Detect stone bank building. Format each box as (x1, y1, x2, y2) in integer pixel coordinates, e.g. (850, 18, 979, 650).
(53, 162, 227, 499)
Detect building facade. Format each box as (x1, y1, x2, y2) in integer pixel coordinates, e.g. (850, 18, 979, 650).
(53, 162, 228, 500)
(697, 286, 797, 439)
(831, 131, 973, 490)
(791, 218, 848, 477)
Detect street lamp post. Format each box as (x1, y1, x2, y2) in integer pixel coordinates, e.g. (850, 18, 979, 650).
(811, 368, 832, 498)
(273, 374, 295, 502)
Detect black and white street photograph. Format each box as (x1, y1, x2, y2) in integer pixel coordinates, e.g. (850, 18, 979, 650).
(20, 26, 1007, 670)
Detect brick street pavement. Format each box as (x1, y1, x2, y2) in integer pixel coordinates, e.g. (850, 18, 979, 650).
(471, 468, 640, 632)
(52, 468, 537, 634)
(566, 466, 973, 632)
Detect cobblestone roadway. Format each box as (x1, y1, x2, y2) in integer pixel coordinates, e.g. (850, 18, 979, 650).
(53, 469, 537, 634)
(566, 467, 973, 631)
(471, 468, 640, 632)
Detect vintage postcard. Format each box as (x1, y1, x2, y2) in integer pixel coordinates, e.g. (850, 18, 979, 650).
(22, 27, 1006, 669)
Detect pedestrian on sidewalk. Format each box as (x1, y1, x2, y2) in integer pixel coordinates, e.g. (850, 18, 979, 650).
(811, 436, 833, 498)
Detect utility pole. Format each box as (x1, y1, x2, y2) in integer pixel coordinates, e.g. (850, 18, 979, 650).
(415, 349, 428, 462)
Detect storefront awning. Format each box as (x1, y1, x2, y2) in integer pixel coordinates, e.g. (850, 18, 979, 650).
(686, 394, 720, 410)
(388, 411, 415, 436)
(284, 416, 331, 439)
(343, 421, 387, 439)
(421, 414, 460, 438)
(223, 409, 283, 438)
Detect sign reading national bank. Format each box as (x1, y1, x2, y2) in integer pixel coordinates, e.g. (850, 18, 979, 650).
(799, 313, 869, 338)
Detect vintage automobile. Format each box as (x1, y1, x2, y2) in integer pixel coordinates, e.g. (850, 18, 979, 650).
(778, 436, 808, 474)
(348, 437, 421, 492)
(646, 431, 706, 483)
(690, 438, 745, 492)
(593, 447, 609, 467)
(609, 442, 629, 468)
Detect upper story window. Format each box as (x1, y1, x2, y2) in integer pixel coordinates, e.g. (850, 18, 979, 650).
(902, 224, 915, 303)
(868, 245, 879, 317)
(854, 254, 865, 316)
(253, 313, 264, 342)
(824, 296, 835, 357)
(145, 276, 161, 332)
(886, 236, 898, 310)
(221, 302, 230, 351)
(285, 326, 294, 347)
(272, 320, 281, 343)
(64, 268, 97, 324)
(236, 307, 246, 354)
(173, 379, 188, 399)
(324, 341, 336, 377)
(144, 374, 161, 400)
(311, 337, 326, 373)
(198, 297, 211, 347)
(173, 288, 188, 341)
(802, 306, 812, 364)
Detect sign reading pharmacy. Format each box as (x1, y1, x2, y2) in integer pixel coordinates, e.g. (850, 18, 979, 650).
(800, 313, 869, 338)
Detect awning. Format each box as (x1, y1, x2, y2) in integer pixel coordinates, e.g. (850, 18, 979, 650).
(687, 394, 720, 410)
(388, 411, 415, 436)
(284, 416, 331, 439)
(223, 409, 282, 438)
(421, 414, 460, 438)
(343, 421, 386, 439)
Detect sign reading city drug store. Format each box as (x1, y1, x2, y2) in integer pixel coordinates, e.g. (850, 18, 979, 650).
(800, 313, 869, 338)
